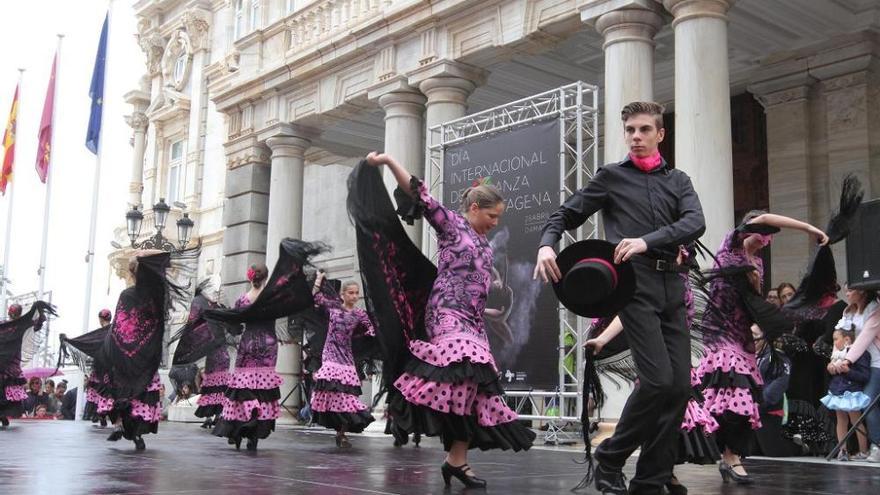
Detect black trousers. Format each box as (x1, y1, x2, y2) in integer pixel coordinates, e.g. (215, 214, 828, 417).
(595, 265, 692, 490)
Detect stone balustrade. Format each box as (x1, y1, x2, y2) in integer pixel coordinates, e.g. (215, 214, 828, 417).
(285, 0, 396, 54)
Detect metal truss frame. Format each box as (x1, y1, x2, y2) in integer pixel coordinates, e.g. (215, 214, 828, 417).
(425, 81, 599, 442)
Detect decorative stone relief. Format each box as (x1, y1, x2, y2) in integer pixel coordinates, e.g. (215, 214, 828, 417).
(334, 61, 374, 105)
(825, 88, 867, 131)
(448, 8, 501, 59)
(286, 85, 319, 121)
(138, 31, 166, 76)
(756, 86, 809, 108)
(822, 72, 868, 92)
(181, 9, 211, 51)
(162, 30, 194, 92)
(375, 46, 396, 82)
(419, 28, 438, 66)
(525, 0, 575, 33)
(125, 111, 149, 131)
(226, 149, 271, 170)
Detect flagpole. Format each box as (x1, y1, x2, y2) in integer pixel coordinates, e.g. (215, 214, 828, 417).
(82, 8, 111, 335)
(38, 36, 62, 305)
(0, 69, 23, 315)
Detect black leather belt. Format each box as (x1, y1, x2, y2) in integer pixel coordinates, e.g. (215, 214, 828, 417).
(630, 255, 690, 273)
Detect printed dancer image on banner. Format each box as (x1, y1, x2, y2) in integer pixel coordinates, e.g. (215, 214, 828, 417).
(442, 120, 560, 390)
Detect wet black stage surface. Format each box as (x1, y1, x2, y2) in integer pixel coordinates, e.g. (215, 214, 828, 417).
(1, 420, 878, 494)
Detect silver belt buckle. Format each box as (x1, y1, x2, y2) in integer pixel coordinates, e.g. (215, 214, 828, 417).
(655, 259, 668, 271)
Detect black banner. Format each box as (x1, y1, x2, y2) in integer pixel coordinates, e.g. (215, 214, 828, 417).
(442, 120, 560, 390)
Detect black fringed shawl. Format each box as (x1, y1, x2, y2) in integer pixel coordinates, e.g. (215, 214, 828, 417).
(101, 249, 196, 400)
(345, 160, 436, 399)
(203, 239, 328, 334)
(0, 301, 56, 376)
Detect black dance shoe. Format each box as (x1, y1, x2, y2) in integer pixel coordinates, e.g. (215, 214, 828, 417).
(441, 462, 487, 489)
(246, 438, 258, 451)
(0, 417, 9, 429)
(200, 419, 212, 429)
(106, 427, 124, 442)
(413, 433, 421, 448)
(335, 435, 352, 449)
(664, 475, 687, 495)
(133, 436, 146, 450)
(99, 417, 107, 428)
(594, 463, 628, 495)
(718, 462, 752, 485)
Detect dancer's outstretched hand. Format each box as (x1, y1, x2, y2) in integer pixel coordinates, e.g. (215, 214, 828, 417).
(534, 246, 561, 283)
(614, 238, 647, 264)
(809, 227, 829, 246)
(366, 151, 390, 167)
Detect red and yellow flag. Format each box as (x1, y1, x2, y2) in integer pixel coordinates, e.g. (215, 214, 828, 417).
(36, 55, 56, 183)
(0, 84, 18, 195)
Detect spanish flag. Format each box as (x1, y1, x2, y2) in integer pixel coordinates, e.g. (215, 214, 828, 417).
(0, 84, 17, 195)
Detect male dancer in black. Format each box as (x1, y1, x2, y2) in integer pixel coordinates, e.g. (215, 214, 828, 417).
(535, 101, 705, 494)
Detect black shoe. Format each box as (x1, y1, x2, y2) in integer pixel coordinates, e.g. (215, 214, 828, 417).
(664, 475, 687, 495)
(106, 427, 124, 442)
(441, 462, 486, 489)
(335, 435, 352, 449)
(0, 417, 9, 429)
(133, 436, 146, 450)
(200, 419, 212, 429)
(718, 462, 752, 485)
(413, 433, 421, 448)
(246, 438, 258, 451)
(99, 418, 107, 428)
(594, 464, 628, 495)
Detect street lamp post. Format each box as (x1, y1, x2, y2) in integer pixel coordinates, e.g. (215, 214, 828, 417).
(126, 198, 195, 252)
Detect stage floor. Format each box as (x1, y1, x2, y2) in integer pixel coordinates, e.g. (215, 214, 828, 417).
(1, 420, 877, 494)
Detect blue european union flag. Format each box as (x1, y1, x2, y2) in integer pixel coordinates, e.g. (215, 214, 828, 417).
(85, 13, 108, 155)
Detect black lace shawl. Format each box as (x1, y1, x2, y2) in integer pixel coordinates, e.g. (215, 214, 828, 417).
(0, 301, 55, 376)
(203, 239, 328, 335)
(345, 160, 436, 398)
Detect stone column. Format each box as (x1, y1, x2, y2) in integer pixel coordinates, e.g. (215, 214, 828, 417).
(581, 0, 665, 163)
(125, 111, 148, 207)
(264, 133, 310, 266)
(374, 84, 427, 246)
(664, 0, 736, 254)
(263, 129, 311, 416)
(124, 82, 151, 207)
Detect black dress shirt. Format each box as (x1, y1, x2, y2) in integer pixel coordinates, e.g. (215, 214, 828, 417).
(539, 157, 706, 260)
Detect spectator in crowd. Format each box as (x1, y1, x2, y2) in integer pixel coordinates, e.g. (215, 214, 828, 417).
(159, 384, 171, 420)
(56, 380, 77, 420)
(766, 288, 781, 307)
(175, 383, 193, 403)
(752, 324, 800, 457)
(22, 377, 46, 415)
(831, 287, 880, 462)
(33, 404, 52, 419)
(778, 283, 796, 306)
(822, 328, 871, 460)
(44, 379, 60, 415)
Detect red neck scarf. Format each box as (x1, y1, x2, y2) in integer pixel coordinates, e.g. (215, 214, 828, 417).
(629, 150, 663, 173)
